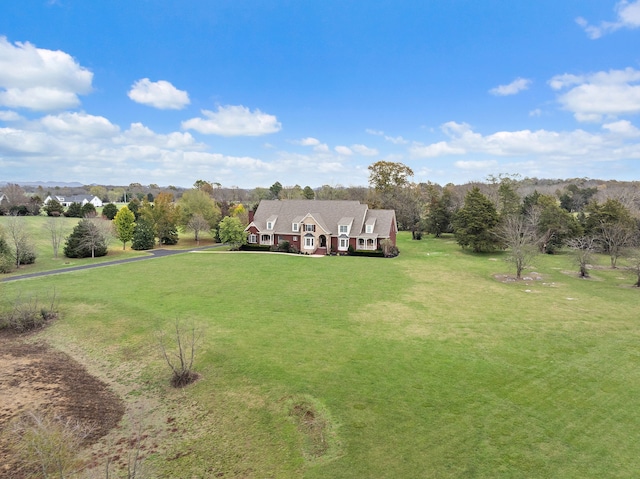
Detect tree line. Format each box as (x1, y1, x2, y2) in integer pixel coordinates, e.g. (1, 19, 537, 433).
(2, 168, 640, 282)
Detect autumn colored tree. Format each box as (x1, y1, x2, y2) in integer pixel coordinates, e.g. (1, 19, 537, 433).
(114, 205, 136, 250)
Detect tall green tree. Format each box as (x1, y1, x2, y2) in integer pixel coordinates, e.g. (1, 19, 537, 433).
(453, 187, 500, 252)
(141, 193, 180, 245)
(303, 186, 315, 200)
(425, 187, 455, 237)
(218, 216, 247, 250)
(178, 189, 221, 239)
(131, 217, 156, 250)
(114, 206, 136, 250)
(523, 192, 581, 253)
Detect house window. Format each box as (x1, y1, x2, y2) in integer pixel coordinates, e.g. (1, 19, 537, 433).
(248, 234, 257, 243)
(366, 225, 373, 234)
(261, 234, 272, 244)
(304, 237, 314, 248)
(267, 221, 273, 230)
(292, 223, 299, 232)
(293, 236, 298, 241)
(304, 224, 315, 232)
(339, 225, 348, 234)
(339, 238, 349, 250)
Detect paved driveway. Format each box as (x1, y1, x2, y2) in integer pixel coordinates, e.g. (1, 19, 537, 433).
(2, 244, 226, 282)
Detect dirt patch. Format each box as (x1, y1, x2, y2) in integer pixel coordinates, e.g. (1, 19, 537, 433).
(0, 332, 125, 478)
(493, 271, 544, 283)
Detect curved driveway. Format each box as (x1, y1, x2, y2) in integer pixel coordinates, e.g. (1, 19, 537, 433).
(2, 244, 226, 282)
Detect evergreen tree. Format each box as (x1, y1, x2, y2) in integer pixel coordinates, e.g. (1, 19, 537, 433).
(131, 218, 156, 250)
(63, 219, 108, 258)
(81, 202, 97, 217)
(64, 202, 83, 218)
(102, 203, 119, 220)
(453, 187, 500, 252)
(43, 198, 65, 217)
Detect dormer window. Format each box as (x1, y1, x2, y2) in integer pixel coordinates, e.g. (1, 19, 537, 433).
(292, 223, 299, 232)
(339, 225, 348, 234)
(267, 221, 274, 230)
(366, 224, 374, 234)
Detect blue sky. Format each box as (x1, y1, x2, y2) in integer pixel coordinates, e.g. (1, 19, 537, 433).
(1, 0, 639, 188)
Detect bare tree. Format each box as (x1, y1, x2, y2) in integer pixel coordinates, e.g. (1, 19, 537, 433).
(598, 219, 636, 268)
(78, 218, 114, 258)
(3, 183, 27, 207)
(567, 236, 597, 278)
(43, 217, 66, 259)
(157, 319, 200, 387)
(5, 215, 34, 268)
(186, 213, 210, 245)
(494, 213, 539, 279)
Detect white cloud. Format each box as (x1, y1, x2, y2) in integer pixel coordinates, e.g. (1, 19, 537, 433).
(127, 78, 190, 110)
(351, 144, 379, 156)
(454, 160, 499, 171)
(182, 105, 281, 136)
(314, 143, 329, 153)
(410, 141, 466, 158)
(365, 128, 408, 144)
(577, 0, 640, 39)
(602, 119, 640, 136)
(549, 68, 640, 122)
(529, 109, 542, 117)
(335, 145, 353, 156)
(0, 110, 22, 122)
(0, 36, 93, 111)
(409, 120, 640, 161)
(41, 111, 120, 137)
(489, 77, 532, 96)
(292, 137, 321, 146)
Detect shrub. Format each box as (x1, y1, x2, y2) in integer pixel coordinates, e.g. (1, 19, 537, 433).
(240, 244, 271, 252)
(81, 202, 97, 217)
(0, 291, 59, 333)
(44, 198, 65, 217)
(64, 202, 83, 218)
(380, 238, 399, 258)
(157, 319, 200, 388)
(102, 202, 119, 220)
(349, 249, 385, 257)
(19, 243, 37, 265)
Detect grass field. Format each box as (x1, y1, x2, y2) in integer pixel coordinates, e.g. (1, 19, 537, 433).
(2, 223, 640, 478)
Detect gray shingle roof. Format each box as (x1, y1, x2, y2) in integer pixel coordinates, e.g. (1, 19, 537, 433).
(250, 200, 396, 238)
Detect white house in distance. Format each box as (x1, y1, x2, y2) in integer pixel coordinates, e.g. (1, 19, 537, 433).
(44, 194, 103, 208)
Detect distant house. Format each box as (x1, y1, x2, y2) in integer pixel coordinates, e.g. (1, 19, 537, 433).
(245, 200, 397, 255)
(44, 195, 103, 208)
(0, 193, 7, 206)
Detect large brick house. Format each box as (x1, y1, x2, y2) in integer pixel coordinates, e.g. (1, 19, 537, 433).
(245, 200, 397, 255)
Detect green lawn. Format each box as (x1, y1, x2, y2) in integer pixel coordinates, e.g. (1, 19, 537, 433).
(2, 230, 640, 478)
